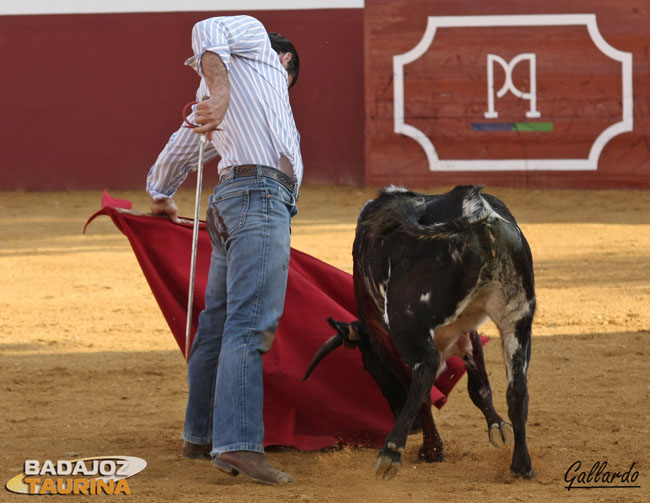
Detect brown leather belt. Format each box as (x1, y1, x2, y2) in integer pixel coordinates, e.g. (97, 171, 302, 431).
(219, 164, 298, 197)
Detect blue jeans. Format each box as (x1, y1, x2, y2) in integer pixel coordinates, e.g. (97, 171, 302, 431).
(182, 169, 297, 455)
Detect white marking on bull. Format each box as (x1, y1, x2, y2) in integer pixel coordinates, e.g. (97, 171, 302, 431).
(501, 332, 520, 383)
(365, 276, 384, 312)
(462, 195, 487, 222)
(462, 194, 509, 225)
(382, 259, 392, 328)
(420, 292, 431, 304)
(383, 185, 410, 194)
(488, 291, 532, 332)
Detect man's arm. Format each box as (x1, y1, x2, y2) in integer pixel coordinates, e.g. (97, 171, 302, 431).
(193, 52, 230, 139)
(147, 119, 217, 221)
(147, 15, 267, 218)
(185, 16, 269, 137)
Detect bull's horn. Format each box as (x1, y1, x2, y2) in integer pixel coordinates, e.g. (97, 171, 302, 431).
(302, 333, 344, 381)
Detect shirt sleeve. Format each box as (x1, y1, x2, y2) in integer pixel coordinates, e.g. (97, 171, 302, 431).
(184, 15, 269, 76)
(146, 112, 218, 200)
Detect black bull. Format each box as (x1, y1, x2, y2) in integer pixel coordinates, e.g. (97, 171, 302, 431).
(304, 185, 535, 480)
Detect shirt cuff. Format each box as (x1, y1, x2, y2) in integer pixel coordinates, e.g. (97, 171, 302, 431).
(147, 188, 177, 201)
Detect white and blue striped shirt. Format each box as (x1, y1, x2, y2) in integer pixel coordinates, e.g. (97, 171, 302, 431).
(147, 15, 303, 199)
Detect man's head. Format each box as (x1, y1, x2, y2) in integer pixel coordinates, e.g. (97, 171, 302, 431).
(268, 32, 300, 88)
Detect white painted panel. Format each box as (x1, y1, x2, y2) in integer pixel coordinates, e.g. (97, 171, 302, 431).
(393, 14, 634, 172)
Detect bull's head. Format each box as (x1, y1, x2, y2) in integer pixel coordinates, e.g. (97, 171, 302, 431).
(303, 318, 409, 421)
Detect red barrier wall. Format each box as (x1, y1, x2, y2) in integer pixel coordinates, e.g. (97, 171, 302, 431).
(0, 10, 365, 190)
(364, 0, 650, 189)
(3, 3, 649, 191)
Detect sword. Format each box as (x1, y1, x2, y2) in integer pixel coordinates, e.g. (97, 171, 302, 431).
(182, 98, 210, 363)
(185, 133, 207, 362)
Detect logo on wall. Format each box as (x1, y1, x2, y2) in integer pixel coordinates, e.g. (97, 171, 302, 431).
(393, 14, 633, 171)
(485, 53, 540, 120)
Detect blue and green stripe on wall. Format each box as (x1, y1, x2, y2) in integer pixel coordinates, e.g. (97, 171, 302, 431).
(471, 122, 554, 132)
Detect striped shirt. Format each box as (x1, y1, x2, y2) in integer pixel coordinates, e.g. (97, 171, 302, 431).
(147, 15, 303, 199)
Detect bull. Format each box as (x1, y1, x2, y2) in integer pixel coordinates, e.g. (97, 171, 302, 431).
(304, 185, 535, 480)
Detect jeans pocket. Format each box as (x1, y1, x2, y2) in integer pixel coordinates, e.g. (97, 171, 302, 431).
(209, 190, 250, 243)
(268, 183, 297, 217)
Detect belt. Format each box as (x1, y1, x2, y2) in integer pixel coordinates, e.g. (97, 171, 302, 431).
(219, 164, 298, 197)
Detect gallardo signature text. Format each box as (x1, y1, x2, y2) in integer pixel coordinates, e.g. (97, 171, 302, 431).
(564, 460, 640, 491)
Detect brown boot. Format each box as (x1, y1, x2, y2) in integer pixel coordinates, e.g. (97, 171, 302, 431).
(212, 451, 292, 485)
(181, 441, 211, 459)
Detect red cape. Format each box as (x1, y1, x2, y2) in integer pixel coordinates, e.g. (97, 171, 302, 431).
(85, 191, 479, 450)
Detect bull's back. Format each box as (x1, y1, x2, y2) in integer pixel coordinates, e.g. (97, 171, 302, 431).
(353, 185, 534, 334)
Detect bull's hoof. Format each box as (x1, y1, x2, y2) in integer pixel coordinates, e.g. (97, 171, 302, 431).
(511, 467, 535, 480)
(511, 453, 534, 480)
(375, 444, 403, 480)
(417, 444, 444, 463)
(489, 422, 514, 448)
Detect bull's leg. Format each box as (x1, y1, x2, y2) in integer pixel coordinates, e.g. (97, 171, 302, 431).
(375, 350, 440, 480)
(360, 350, 408, 420)
(500, 315, 534, 479)
(416, 398, 444, 462)
(463, 330, 513, 448)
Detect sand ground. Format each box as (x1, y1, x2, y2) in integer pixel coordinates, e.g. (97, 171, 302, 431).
(1, 185, 649, 502)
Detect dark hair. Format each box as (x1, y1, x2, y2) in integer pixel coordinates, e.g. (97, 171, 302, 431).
(268, 32, 300, 88)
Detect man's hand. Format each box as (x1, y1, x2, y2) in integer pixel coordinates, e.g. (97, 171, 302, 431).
(193, 52, 230, 141)
(151, 197, 180, 224)
(194, 94, 228, 140)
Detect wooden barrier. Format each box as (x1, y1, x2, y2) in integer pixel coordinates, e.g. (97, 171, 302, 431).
(2, 1, 649, 190)
(0, 9, 365, 190)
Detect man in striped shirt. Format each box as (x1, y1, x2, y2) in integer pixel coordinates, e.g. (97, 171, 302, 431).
(146, 15, 302, 485)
